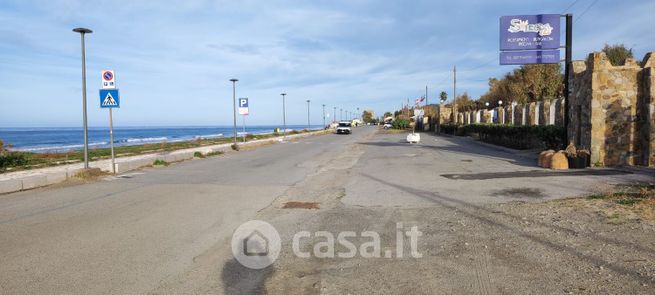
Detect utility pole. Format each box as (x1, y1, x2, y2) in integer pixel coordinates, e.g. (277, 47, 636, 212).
(453, 66, 457, 102)
(322, 104, 326, 127)
(425, 85, 428, 106)
(229, 79, 238, 144)
(73, 27, 92, 169)
(340, 108, 343, 121)
(281, 93, 287, 139)
(453, 65, 457, 124)
(564, 13, 573, 143)
(306, 99, 311, 129)
(333, 106, 336, 123)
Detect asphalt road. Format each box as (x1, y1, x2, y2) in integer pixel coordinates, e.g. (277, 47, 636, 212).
(1, 127, 652, 294)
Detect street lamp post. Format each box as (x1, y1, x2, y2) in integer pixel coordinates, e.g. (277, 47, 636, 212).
(340, 108, 343, 121)
(356, 107, 360, 119)
(281, 93, 287, 139)
(322, 104, 326, 128)
(230, 79, 239, 144)
(73, 27, 93, 169)
(333, 107, 336, 123)
(306, 99, 311, 130)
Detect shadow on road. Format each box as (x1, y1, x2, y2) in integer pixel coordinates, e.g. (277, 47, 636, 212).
(221, 258, 275, 295)
(358, 135, 538, 167)
(442, 169, 632, 180)
(361, 173, 655, 285)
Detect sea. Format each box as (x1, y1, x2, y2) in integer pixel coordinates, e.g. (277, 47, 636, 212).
(0, 125, 322, 153)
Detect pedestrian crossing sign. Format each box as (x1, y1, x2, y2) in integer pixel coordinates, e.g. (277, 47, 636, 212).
(99, 89, 120, 108)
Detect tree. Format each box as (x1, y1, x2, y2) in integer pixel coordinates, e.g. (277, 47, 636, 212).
(439, 91, 448, 103)
(0, 139, 3, 153)
(453, 92, 476, 112)
(478, 64, 563, 105)
(602, 43, 635, 66)
(362, 110, 375, 123)
(383, 112, 393, 118)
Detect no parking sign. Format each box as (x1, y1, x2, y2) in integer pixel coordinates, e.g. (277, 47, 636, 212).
(101, 70, 116, 89)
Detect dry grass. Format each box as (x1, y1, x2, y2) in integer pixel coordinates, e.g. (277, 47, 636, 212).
(555, 183, 655, 223)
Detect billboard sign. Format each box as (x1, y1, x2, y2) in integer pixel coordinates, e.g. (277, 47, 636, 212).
(500, 14, 560, 51)
(500, 50, 560, 65)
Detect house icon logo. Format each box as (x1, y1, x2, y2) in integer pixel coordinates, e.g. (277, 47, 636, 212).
(243, 230, 269, 256)
(231, 220, 281, 269)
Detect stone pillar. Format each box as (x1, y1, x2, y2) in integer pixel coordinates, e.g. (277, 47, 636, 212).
(570, 52, 644, 166)
(541, 99, 551, 125)
(535, 102, 542, 125)
(506, 105, 513, 125)
(639, 54, 655, 166)
(513, 104, 521, 125)
(527, 102, 536, 125)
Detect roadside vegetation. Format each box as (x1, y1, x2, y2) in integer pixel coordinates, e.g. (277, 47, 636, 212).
(0, 129, 315, 173)
(560, 183, 655, 223)
(440, 123, 565, 150)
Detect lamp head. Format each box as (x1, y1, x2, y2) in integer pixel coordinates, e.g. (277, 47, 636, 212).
(72, 27, 93, 34)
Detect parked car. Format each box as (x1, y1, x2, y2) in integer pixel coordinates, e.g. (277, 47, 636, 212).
(336, 121, 352, 134)
(383, 123, 393, 129)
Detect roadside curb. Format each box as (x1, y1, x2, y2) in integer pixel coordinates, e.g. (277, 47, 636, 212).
(0, 130, 329, 195)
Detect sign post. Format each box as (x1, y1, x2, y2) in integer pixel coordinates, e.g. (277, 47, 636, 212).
(99, 87, 120, 174)
(238, 98, 249, 143)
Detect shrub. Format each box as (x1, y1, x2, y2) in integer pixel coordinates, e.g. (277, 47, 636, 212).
(231, 143, 240, 151)
(0, 152, 29, 171)
(447, 124, 565, 150)
(392, 119, 409, 129)
(193, 151, 205, 158)
(153, 159, 168, 166)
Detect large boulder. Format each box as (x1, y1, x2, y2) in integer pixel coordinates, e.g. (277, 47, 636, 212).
(538, 150, 555, 167)
(542, 150, 556, 168)
(550, 151, 569, 170)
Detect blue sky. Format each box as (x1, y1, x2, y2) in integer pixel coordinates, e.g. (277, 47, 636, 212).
(1, 0, 653, 127)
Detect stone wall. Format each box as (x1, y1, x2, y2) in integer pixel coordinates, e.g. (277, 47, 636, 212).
(568, 51, 655, 166)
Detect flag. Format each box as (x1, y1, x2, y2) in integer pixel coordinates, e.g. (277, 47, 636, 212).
(420, 96, 425, 102)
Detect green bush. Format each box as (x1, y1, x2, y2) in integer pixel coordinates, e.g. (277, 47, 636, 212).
(153, 159, 168, 166)
(441, 124, 565, 150)
(392, 119, 409, 129)
(0, 152, 29, 171)
(193, 151, 205, 158)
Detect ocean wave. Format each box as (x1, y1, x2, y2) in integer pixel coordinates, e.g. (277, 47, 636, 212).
(122, 137, 168, 143)
(15, 141, 108, 152)
(195, 133, 224, 139)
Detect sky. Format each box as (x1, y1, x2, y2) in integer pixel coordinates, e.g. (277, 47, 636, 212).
(0, 0, 653, 127)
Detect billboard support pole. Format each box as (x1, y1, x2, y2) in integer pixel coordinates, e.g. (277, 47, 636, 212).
(563, 13, 573, 144)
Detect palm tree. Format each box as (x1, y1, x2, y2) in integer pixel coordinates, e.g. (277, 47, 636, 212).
(439, 91, 448, 102)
